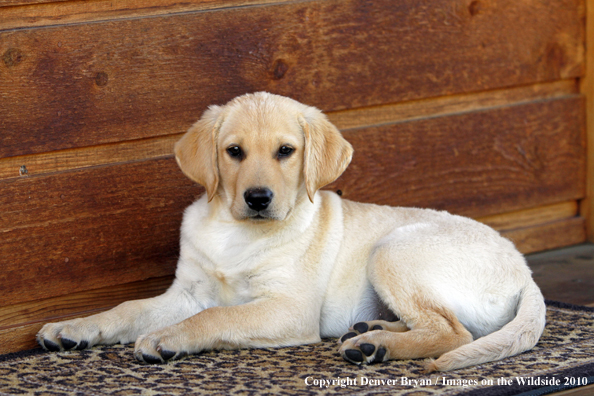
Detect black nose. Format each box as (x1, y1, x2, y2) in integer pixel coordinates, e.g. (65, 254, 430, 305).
(244, 188, 273, 212)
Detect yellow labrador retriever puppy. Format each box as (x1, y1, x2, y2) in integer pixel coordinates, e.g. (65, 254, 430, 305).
(37, 92, 546, 371)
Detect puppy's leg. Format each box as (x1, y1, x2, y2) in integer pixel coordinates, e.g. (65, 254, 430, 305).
(338, 242, 473, 366)
(339, 306, 472, 365)
(339, 320, 408, 343)
(37, 282, 203, 352)
(135, 297, 320, 363)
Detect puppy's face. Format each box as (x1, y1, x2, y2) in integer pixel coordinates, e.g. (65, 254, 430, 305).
(217, 104, 305, 221)
(174, 92, 354, 224)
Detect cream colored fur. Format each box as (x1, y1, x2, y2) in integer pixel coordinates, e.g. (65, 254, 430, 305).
(37, 92, 546, 371)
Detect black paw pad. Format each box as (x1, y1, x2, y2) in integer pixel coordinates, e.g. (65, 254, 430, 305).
(61, 338, 77, 350)
(344, 349, 363, 363)
(142, 354, 163, 364)
(371, 346, 387, 363)
(76, 340, 89, 350)
(340, 332, 357, 343)
(353, 322, 369, 333)
(159, 349, 177, 361)
(43, 339, 60, 352)
(371, 325, 383, 331)
(360, 343, 375, 356)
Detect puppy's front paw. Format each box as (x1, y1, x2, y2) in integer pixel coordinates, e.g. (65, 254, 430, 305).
(134, 328, 190, 364)
(37, 319, 99, 352)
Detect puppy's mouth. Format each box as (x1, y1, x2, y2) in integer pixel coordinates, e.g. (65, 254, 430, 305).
(249, 213, 271, 221)
(244, 208, 282, 221)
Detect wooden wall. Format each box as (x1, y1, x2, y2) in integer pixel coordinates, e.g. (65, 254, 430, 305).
(0, 0, 587, 353)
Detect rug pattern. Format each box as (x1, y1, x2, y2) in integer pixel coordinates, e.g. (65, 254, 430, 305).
(1, 301, 593, 395)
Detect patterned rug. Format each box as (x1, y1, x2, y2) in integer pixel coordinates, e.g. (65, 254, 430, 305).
(1, 301, 593, 396)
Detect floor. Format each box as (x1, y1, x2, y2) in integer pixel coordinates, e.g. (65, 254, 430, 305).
(527, 243, 594, 307)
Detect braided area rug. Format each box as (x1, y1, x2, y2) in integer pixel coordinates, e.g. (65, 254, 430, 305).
(1, 301, 593, 396)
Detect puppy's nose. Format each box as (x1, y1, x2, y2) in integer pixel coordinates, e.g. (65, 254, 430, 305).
(244, 188, 273, 212)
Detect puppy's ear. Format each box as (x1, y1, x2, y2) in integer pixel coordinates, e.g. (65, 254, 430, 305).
(174, 105, 224, 202)
(299, 110, 353, 202)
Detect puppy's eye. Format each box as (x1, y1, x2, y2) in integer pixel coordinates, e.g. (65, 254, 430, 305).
(227, 145, 243, 159)
(278, 145, 294, 158)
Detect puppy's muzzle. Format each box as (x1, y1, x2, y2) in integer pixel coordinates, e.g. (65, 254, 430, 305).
(244, 188, 273, 213)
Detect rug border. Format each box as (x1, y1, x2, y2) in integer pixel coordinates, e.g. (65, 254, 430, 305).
(0, 347, 44, 363)
(544, 299, 594, 312)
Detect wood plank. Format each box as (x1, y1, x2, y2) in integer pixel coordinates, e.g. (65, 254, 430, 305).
(0, 276, 172, 354)
(330, 80, 579, 131)
(477, 201, 579, 231)
(0, 97, 585, 307)
(329, 96, 586, 218)
(0, 0, 292, 30)
(0, 80, 576, 182)
(0, 157, 202, 306)
(0, 156, 200, 230)
(504, 217, 586, 255)
(0, 0, 68, 6)
(0, 276, 173, 330)
(0, 0, 584, 158)
(580, 0, 594, 241)
(0, 135, 179, 181)
(0, 323, 42, 354)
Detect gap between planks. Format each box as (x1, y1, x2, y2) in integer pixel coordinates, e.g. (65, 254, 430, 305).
(0, 80, 579, 181)
(0, 0, 297, 31)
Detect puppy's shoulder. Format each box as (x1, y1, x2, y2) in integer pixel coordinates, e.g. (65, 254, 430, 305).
(179, 195, 217, 239)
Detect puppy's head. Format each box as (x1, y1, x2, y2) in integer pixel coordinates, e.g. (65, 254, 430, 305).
(174, 92, 353, 222)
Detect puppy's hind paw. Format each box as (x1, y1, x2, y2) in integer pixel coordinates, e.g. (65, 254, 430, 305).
(341, 343, 388, 365)
(338, 321, 384, 344)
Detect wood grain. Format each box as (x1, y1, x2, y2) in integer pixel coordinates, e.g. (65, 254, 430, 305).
(0, 135, 179, 181)
(478, 201, 579, 231)
(330, 80, 579, 131)
(329, 96, 586, 218)
(0, 157, 202, 306)
(0, 0, 292, 30)
(0, 276, 174, 330)
(504, 216, 586, 255)
(0, 0, 584, 158)
(0, 80, 576, 182)
(0, 324, 42, 354)
(0, 0, 68, 6)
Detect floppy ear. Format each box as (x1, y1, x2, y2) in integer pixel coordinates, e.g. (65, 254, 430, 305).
(299, 110, 354, 202)
(174, 105, 224, 202)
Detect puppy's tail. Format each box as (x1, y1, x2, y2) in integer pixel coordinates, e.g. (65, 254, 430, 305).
(427, 281, 546, 372)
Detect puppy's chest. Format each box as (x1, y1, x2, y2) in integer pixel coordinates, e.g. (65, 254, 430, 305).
(196, 231, 276, 306)
(204, 267, 253, 306)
